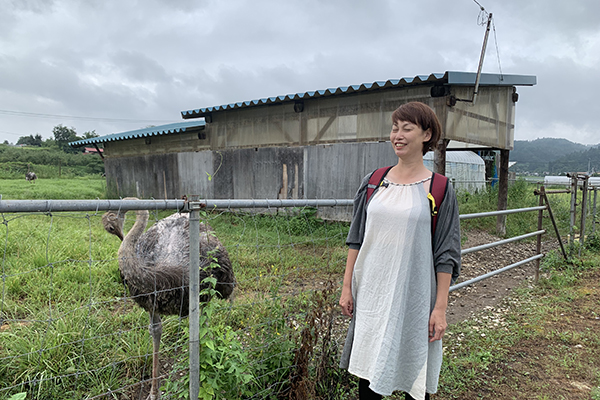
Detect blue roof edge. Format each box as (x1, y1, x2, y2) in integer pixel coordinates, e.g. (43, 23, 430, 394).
(181, 70, 536, 118)
(68, 120, 205, 147)
(446, 71, 537, 86)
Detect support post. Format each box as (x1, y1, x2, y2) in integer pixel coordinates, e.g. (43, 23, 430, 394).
(496, 149, 510, 236)
(535, 186, 545, 283)
(188, 196, 200, 400)
(434, 139, 449, 175)
(540, 191, 568, 260)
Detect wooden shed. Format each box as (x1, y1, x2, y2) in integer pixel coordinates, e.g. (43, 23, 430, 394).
(71, 71, 536, 219)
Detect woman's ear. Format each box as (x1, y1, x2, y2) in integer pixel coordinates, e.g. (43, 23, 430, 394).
(423, 128, 432, 143)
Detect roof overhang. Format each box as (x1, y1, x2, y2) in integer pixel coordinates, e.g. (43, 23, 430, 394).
(181, 70, 537, 119)
(69, 120, 206, 147)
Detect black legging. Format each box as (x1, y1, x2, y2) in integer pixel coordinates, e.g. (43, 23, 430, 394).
(359, 379, 430, 400)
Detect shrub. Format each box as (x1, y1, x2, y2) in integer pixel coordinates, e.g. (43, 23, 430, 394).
(161, 279, 253, 400)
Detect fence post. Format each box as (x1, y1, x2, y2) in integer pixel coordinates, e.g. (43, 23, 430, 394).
(593, 187, 598, 235)
(189, 196, 201, 400)
(579, 175, 589, 255)
(496, 149, 509, 236)
(535, 186, 545, 283)
(569, 174, 577, 252)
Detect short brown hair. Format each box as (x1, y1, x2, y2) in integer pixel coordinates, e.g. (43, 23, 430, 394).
(391, 102, 442, 155)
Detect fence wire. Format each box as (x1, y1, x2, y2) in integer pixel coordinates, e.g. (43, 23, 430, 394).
(0, 198, 549, 399)
(0, 201, 353, 399)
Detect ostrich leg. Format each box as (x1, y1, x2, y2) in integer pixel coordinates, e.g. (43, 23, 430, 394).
(148, 313, 163, 400)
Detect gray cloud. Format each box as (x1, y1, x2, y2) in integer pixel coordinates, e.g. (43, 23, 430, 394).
(0, 0, 598, 145)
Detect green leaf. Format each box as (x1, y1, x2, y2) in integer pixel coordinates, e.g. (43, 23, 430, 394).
(205, 340, 216, 351)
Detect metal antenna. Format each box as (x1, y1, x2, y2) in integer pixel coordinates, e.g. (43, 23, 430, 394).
(472, 12, 493, 104)
(450, 6, 493, 106)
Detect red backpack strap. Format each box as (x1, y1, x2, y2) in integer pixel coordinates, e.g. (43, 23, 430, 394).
(428, 173, 449, 236)
(366, 166, 394, 205)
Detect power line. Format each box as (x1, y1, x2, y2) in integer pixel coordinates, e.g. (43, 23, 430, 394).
(492, 19, 504, 79)
(0, 130, 24, 137)
(0, 109, 175, 124)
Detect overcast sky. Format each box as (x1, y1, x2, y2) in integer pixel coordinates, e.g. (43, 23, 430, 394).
(1, 0, 599, 145)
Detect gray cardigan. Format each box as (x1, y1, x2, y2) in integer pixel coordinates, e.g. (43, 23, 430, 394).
(345, 172, 461, 283)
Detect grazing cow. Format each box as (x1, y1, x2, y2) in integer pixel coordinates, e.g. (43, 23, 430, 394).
(25, 172, 37, 183)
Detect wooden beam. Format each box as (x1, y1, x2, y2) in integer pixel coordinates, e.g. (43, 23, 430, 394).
(313, 115, 337, 143)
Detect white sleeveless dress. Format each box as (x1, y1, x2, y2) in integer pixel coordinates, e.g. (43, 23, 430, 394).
(347, 177, 442, 399)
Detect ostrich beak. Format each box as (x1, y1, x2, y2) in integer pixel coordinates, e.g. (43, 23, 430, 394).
(102, 211, 125, 241)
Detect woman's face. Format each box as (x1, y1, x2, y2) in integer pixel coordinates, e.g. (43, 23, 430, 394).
(390, 120, 431, 158)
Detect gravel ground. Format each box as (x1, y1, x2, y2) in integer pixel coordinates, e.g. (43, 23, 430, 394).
(447, 229, 558, 324)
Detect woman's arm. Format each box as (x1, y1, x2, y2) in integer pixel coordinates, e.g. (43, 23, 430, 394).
(429, 271, 452, 342)
(339, 248, 359, 317)
(432, 183, 461, 283)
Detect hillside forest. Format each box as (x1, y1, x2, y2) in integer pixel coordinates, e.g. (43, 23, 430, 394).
(0, 125, 104, 179)
(510, 138, 600, 175)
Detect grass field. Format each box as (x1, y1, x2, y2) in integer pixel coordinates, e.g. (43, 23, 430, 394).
(0, 177, 107, 200)
(0, 179, 351, 399)
(1, 178, 598, 399)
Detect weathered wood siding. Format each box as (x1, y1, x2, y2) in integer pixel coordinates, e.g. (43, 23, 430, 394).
(105, 153, 180, 199)
(102, 82, 514, 220)
(104, 142, 395, 219)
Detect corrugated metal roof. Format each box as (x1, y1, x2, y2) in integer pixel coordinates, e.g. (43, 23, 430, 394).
(181, 71, 537, 119)
(69, 120, 205, 147)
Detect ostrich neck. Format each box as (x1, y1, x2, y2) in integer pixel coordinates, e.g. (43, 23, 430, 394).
(118, 209, 149, 276)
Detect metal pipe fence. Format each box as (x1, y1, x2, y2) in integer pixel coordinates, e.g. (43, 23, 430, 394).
(0, 197, 552, 399)
(544, 173, 600, 255)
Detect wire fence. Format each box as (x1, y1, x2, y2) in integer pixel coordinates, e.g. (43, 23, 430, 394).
(0, 198, 552, 399)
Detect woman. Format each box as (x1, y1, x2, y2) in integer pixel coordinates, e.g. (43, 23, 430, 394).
(339, 102, 461, 400)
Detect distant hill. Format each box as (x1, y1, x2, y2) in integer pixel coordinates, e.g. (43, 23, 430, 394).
(510, 138, 592, 174)
(550, 145, 600, 174)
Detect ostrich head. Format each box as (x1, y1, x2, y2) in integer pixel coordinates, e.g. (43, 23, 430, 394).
(102, 211, 125, 241)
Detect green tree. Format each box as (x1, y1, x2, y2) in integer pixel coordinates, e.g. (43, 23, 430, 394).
(33, 133, 43, 146)
(16, 134, 43, 147)
(53, 125, 80, 153)
(42, 138, 56, 148)
(82, 130, 99, 139)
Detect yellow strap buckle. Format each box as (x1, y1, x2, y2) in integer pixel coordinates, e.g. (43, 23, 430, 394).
(427, 192, 438, 216)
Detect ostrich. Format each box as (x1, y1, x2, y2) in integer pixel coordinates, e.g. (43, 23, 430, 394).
(102, 204, 235, 400)
(25, 172, 37, 182)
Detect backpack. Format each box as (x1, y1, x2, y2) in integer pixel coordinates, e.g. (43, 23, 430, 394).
(366, 166, 449, 236)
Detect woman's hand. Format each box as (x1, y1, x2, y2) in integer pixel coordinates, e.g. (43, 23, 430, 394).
(340, 249, 359, 317)
(428, 307, 447, 342)
(430, 272, 451, 342)
(339, 287, 354, 317)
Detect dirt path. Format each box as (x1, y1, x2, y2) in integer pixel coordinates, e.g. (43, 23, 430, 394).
(447, 229, 557, 324)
